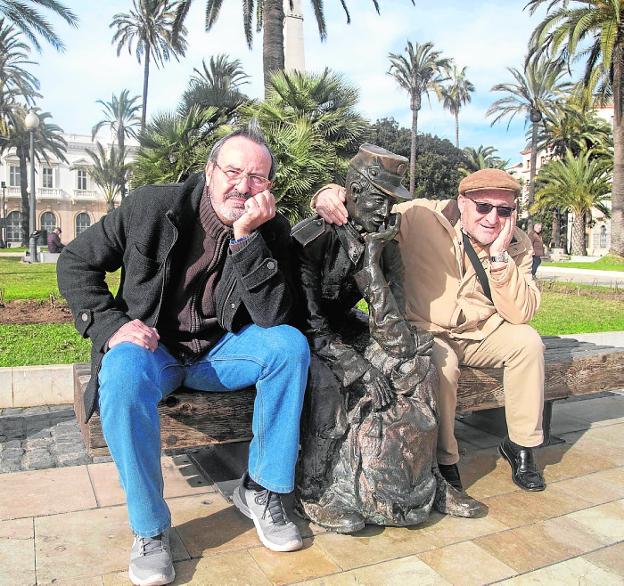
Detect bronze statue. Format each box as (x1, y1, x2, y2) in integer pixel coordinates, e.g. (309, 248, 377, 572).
(293, 144, 483, 533)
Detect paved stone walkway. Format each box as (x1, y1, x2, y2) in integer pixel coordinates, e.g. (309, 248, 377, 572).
(0, 405, 101, 473)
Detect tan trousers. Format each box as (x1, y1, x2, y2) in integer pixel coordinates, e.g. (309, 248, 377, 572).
(431, 322, 545, 465)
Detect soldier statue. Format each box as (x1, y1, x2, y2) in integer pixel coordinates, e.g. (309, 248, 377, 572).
(292, 144, 484, 533)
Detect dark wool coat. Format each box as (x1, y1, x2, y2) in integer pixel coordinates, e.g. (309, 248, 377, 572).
(57, 173, 296, 422)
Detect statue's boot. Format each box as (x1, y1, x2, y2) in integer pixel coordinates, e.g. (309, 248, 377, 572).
(296, 494, 365, 534)
(433, 475, 487, 518)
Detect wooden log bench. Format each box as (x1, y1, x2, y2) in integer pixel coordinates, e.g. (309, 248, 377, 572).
(74, 336, 624, 458)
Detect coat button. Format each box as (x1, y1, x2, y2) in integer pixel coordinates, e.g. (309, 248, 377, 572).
(266, 261, 275, 270)
(81, 312, 89, 322)
(230, 303, 236, 309)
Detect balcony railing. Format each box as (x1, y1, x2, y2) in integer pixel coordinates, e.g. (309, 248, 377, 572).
(73, 189, 100, 200)
(39, 188, 64, 198)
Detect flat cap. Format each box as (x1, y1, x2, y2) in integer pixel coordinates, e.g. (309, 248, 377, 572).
(349, 143, 411, 201)
(459, 168, 521, 196)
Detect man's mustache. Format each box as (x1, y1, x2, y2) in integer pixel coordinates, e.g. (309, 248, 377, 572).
(225, 189, 252, 201)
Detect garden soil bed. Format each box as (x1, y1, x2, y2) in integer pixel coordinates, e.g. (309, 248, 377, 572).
(0, 300, 73, 325)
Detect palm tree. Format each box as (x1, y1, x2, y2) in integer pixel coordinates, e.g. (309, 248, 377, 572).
(241, 68, 367, 221)
(0, 0, 77, 52)
(436, 64, 474, 148)
(527, 0, 624, 257)
(132, 105, 225, 186)
(84, 143, 130, 212)
(111, 0, 187, 131)
(179, 54, 249, 116)
(487, 57, 569, 227)
(538, 97, 612, 160)
(388, 40, 450, 196)
(91, 89, 141, 200)
(0, 106, 66, 244)
(534, 148, 611, 255)
(172, 0, 400, 90)
(0, 20, 40, 103)
(459, 145, 508, 176)
(0, 20, 41, 140)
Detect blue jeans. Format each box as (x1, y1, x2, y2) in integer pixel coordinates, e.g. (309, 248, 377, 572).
(98, 324, 310, 538)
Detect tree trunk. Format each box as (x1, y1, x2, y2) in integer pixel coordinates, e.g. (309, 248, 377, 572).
(610, 42, 624, 256)
(141, 49, 150, 132)
(119, 133, 126, 201)
(454, 111, 459, 149)
(263, 0, 285, 95)
(409, 95, 420, 197)
(18, 150, 29, 246)
(527, 117, 540, 231)
(551, 208, 561, 248)
(570, 211, 586, 256)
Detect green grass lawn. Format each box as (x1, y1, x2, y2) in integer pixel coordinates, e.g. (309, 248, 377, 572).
(545, 254, 624, 272)
(0, 257, 120, 301)
(0, 324, 91, 367)
(1, 260, 623, 367)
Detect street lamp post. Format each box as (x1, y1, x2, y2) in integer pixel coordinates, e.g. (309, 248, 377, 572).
(0, 181, 6, 248)
(24, 111, 40, 262)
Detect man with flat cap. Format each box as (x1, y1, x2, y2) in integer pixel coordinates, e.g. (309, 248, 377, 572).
(293, 144, 483, 534)
(313, 167, 546, 503)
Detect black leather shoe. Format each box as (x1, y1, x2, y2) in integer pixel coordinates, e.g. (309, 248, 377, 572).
(438, 463, 463, 491)
(498, 437, 546, 492)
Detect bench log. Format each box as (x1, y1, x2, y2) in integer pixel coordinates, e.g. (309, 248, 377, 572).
(74, 336, 624, 457)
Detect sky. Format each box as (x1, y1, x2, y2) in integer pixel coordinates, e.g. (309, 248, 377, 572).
(31, 0, 552, 165)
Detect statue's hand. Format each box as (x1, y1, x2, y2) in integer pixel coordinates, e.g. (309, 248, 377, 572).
(359, 366, 394, 410)
(366, 213, 401, 244)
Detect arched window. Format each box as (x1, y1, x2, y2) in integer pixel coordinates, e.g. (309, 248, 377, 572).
(75, 212, 90, 236)
(6, 211, 22, 244)
(40, 211, 57, 235)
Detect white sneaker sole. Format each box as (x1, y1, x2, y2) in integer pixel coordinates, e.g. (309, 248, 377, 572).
(128, 565, 175, 586)
(232, 487, 303, 552)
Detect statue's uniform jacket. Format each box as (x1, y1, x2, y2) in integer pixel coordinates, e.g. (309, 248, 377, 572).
(392, 198, 540, 339)
(292, 216, 405, 388)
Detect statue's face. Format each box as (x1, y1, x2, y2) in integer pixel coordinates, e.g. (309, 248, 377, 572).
(346, 175, 392, 233)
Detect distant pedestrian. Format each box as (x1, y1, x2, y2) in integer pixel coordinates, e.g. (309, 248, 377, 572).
(47, 227, 64, 253)
(528, 223, 545, 276)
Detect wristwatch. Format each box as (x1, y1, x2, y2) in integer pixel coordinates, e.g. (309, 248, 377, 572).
(489, 251, 509, 263)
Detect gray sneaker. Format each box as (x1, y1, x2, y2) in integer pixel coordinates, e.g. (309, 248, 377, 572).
(232, 481, 303, 552)
(128, 529, 175, 586)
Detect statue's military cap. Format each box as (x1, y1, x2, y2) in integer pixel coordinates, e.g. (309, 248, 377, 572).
(348, 143, 411, 201)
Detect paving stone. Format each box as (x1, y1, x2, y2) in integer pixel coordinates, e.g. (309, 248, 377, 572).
(26, 427, 52, 440)
(21, 449, 54, 470)
(0, 407, 24, 416)
(24, 437, 52, 450)
(92, 456, 113, 464)
(0, 460, 22, 473)
(56, 453, 90, 467)
(22, 406, 50, 416)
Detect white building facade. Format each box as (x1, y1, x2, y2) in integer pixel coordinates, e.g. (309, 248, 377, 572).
(0, 132, 136, 246)
(508, 105, 614, 256)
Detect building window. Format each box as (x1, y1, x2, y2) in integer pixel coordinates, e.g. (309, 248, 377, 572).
(40, 211, 56, 235)
(600, 225, 608, 249)
(75, 212, 90, 236)
(6, 211, 22, 243)
(42, 167, 54, 189)
(9, 165, 20, 187)
(76, 169, 87, 191)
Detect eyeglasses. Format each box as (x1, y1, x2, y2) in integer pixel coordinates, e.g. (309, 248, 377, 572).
(467, 199, 516, 218)
(213, 162, 271, 191)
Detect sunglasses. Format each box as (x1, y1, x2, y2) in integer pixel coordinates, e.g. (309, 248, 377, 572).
(467, 199, 516, 218)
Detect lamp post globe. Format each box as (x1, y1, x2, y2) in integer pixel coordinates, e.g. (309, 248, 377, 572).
(25, 111, 39, 262)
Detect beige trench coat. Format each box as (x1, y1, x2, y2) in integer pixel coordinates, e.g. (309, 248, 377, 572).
(392, 198, 540, 342)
